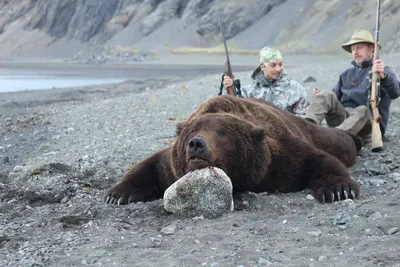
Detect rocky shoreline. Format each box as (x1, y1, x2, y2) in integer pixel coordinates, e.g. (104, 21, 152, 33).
(1, 55, 400, 266)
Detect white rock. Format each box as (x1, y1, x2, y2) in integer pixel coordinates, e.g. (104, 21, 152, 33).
(307, 230, 323, 237)
(306, 194, 315, 200)
(163, 167, 234, 218)
(389, 172, 400, 182)
(318, 256, 327, 261)
(368, 212, 382, 221)
(13, 165, 24, 172)
(258, 257, 273, 266)
(388, 227, 399, 235)
(160, 224, 176, 235)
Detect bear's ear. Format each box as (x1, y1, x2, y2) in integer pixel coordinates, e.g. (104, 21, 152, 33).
(250, 127, 265, 142)
(175, 122, 185, 136)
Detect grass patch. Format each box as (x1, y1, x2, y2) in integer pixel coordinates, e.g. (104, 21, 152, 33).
(115, 45, 157, 55)
(170, 47, 259, 55)
(277, 40, 310, 50)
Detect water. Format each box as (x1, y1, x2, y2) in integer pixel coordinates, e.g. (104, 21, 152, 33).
(1, 74, 127, 92)
(0, 64, 253, 93)
(0, 66, 143, 93)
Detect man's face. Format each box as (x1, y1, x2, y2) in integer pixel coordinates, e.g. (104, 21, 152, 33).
(261, 60, 283, 80)
(351, 43, 374, 65)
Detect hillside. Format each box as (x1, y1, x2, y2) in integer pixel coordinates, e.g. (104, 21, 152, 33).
(1, 0, 400, 59)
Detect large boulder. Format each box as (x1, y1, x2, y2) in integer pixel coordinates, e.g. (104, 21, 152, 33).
(163, 167, 234, 218)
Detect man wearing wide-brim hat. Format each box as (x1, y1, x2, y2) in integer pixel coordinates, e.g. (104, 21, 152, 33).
(305, 29, 400, 150)
(341, 29, 381, 53)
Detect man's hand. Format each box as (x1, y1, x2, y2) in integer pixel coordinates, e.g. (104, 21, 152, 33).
(223, 75, 234, 90)
(312, 88, 320, 99)
(372, 59, 385, 79)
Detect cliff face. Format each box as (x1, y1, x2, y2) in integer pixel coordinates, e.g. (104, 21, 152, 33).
(0, 0, 400, 58)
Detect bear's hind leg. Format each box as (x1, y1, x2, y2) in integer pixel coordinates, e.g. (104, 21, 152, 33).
(304, 152, 360, 203)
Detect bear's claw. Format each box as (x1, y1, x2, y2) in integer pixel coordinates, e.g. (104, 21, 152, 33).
(343, 190, 348, 200)
(104, 195, 125, 205)
(318, 186, 358, 204)
(105, 196, 126, 205)
(104, 185, 145, 205)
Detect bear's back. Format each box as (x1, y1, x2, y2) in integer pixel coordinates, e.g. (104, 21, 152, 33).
(187, 95, 308, 141)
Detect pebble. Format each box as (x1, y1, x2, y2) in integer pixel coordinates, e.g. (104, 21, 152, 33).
(389, 172, 400, 182)
(13, 165, 24, 172)
(364, 160, 390, 175)
(333, 209, 352, 225)
(368, 212, 383, 221)
(7, 199, 17, 204)
(306, 194, 315, 200)
(258, 257, 273, 266)
(388, 227, 399, 235)
(307, 230, 323, 237)
(61, 196, 69, 203)
(160, 224, 176, 235)
(303, 76, 317, 83)
(192, 215, 204, 222)
(366, 179, 387, 186)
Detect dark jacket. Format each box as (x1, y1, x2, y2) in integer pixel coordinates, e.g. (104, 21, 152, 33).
(333, 60, 400, 136)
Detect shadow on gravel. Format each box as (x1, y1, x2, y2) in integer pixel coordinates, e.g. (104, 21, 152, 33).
(2, 189, 71, 206)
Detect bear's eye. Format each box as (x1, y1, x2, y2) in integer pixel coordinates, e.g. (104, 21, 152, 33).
(216, 130, 225, 136)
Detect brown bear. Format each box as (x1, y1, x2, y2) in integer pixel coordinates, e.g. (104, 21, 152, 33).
(104, 94, 362, 205)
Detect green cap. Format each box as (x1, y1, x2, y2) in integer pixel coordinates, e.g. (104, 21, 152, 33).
(259, 47, 282, 66)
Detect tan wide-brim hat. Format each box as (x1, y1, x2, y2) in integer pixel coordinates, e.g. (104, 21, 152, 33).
(341, 29, 380, 53)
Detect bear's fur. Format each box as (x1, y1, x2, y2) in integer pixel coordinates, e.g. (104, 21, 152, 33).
(105, 95, 362, 205)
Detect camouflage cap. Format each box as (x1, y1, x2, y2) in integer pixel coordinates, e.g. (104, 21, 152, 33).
(259, 47, 282, 66)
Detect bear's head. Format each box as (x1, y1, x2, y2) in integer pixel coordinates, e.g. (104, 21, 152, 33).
(171, 113, 270, 190)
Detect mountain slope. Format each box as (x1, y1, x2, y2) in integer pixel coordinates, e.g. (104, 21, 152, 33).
(0, 0, 399, 58)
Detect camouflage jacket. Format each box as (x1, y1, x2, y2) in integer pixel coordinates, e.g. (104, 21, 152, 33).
(239, 67, 311, 115)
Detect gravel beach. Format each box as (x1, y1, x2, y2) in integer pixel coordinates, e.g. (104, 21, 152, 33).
(1, 54, 400, 267)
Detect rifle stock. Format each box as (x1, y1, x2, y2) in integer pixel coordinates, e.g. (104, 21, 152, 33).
(224, 61, 235, 95)
(370, 0, 383, 152)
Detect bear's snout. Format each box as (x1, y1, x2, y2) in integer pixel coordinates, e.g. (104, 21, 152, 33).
(188, 137, 206, 156)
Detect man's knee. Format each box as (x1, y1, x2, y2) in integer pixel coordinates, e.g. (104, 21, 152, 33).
(313, 91, 337, 105)
(352, 105, 373, 120)
(315, 90, 336, 99)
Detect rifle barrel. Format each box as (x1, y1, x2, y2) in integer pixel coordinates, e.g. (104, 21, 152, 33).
(219, 18, 233, 79)
(375, 0, 381, 43)
(219, 18, 237, 96)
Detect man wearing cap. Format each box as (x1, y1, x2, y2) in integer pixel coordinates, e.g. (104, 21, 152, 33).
(222, 46, 311, 116)
(305, 29, 400, 143)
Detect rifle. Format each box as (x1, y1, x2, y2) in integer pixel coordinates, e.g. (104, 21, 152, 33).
(218, 18, 241, 97)
(369, 0, 383, 152)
